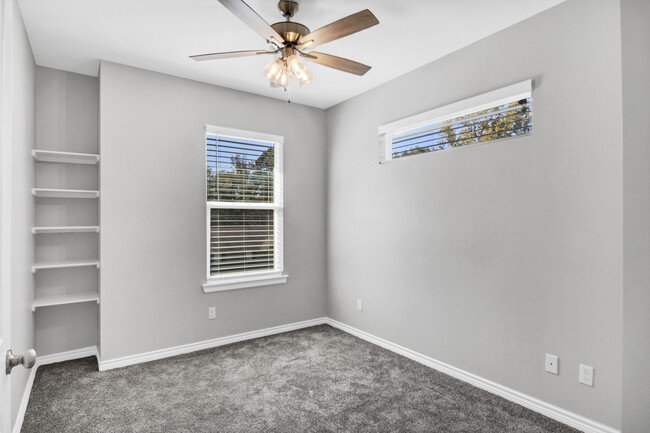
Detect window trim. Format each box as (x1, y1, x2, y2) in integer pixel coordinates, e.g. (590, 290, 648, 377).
(378, 79, 532, 163)
(202, 125, 287, 293)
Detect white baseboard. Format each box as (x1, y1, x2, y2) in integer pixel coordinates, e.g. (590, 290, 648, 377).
(98, 317, 328, 371)
(325, 318, 619, 433)
(36, 346, 99, 366)
(11, 364, 37, 433)
(12, 345, 99, 433)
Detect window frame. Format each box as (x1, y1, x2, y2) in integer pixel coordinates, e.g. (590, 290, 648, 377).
(378, 79, 532, 163)
(202, 125, 287, 293)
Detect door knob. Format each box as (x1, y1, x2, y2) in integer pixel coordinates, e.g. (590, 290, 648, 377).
(6, 349, 36, 374)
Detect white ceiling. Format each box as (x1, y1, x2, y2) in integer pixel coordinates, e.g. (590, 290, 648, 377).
(18, 0, 564, 109)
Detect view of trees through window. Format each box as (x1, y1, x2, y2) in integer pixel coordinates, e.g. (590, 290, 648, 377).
(206, 135, 274, 203)
(207, 134, 276, 276)
(392, 97, 532, 159)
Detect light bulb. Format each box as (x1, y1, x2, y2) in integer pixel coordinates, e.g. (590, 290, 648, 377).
(286, 55, 308, 79)
(263, 58, 284, 81)
(299, 69, 313, 87)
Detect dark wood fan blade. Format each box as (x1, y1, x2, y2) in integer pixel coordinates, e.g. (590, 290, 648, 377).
(300, 52, 371, 76)
(218, 0, 285, 45)
(297, 9, 378, 49)
(190, 50, 271, 61)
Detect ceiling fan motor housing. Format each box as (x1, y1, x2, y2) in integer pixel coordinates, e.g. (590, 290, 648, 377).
(271, 21, 310, 44)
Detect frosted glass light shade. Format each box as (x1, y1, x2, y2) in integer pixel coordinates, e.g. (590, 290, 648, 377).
(286, 55, 308, 80)
(299, 69, 313, 87)
(270, 68, 290, 90)
(264, 58, 284, 81)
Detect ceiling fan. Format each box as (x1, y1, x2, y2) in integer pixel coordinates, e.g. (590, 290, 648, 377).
(190, 0, 379, 90)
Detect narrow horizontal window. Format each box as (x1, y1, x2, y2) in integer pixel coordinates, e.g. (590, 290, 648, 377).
(392, 98, 531, 158)
(379, 80, 532, 162)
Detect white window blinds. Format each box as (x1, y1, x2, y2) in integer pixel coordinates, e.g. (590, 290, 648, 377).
(379, 80, 532, 162)
(206, 129, 283, 278)
(209, 208, 274, 275)
(391, 97, 531, 158)
(207, 135, 274, 203)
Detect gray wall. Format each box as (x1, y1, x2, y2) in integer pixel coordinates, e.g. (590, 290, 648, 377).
(99, 61, 327, 361)
(621, 0, 650, 431)
(325, 0, 622, 428)
(34, 67, 99, 355)
(9, 0, 35, 425)
(36, 67, 98, 154)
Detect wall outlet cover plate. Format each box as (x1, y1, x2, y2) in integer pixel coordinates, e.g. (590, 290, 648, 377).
(579, 364, 594, 386)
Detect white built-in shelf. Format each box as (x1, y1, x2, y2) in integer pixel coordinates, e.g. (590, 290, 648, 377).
(32, 226, 100, 235)
(32, 259, 100, 273)
(32, 149, 99, 165)
(32, 291, 100, 312)
(32, 188, 99, 199)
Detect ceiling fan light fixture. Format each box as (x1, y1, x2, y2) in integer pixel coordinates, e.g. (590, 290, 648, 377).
(286, 54, 308, 79)
(264, 53, 311, 90)
(263, 58, 285, 81)
(298, 69, 313, 87)
(270, 68, 290, 90)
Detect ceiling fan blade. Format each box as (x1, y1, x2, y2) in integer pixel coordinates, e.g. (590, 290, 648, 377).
(300, 52, 371, 76)
(190, 50, 272, 61)
(218, 0, 285, 45)
(296, 9, 378, 50)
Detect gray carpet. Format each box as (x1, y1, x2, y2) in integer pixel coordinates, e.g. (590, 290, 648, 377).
(22, 325, 579, 432)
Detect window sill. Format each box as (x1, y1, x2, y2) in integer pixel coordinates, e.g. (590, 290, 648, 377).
(202, 272, 289, 293)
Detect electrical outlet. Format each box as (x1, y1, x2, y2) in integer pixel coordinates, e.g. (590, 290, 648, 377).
(208, 307, 216, 320)
(579, 364, 594, 386)
(545, 354, 558, 374)
(356, 299, 363, 311)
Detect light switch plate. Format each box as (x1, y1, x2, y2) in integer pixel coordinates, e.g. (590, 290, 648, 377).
(545, 354, 558, 374)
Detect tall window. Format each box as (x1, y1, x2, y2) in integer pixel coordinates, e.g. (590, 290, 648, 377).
(204, 126, 286, 292)
(379, 80, 532, 163)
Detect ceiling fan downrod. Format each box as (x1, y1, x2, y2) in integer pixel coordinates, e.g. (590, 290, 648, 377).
(278, 0, 299, 20)
(272, 1, 309, 45)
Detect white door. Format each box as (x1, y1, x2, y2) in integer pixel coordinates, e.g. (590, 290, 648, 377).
(0, 0, 13, 431)
(0, 77, 12, 433)
(0, 244, 10, 433)
(0, 128, 11, 432)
